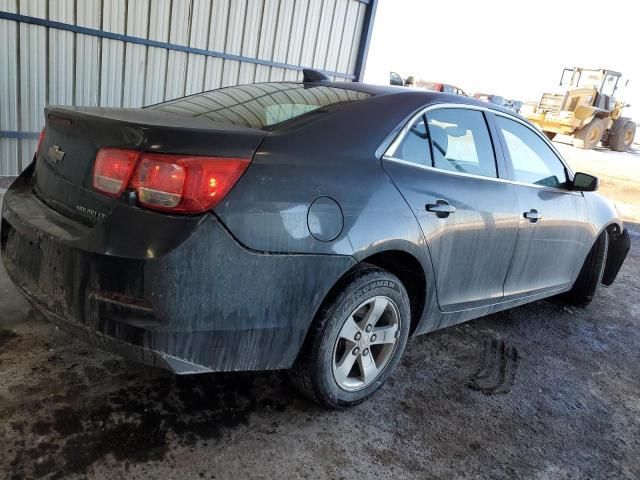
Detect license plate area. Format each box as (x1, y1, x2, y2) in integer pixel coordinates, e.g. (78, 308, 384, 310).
(2, 220, 71, 318)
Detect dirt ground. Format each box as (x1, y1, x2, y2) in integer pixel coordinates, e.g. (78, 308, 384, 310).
(1, 145, 639, 479)
(556, 139, 640, 222)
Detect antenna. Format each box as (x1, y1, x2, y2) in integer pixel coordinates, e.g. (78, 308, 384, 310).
(303, 69, 331, 83)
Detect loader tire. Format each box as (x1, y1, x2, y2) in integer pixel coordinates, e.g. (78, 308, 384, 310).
(606, 119, 636, 152)
(573, 118, 605, 150)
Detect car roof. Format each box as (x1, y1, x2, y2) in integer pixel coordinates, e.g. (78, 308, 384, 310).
(315, 80, 523, 119)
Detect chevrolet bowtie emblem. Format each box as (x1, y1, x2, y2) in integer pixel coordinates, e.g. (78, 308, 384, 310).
(47, 145, 65, 163)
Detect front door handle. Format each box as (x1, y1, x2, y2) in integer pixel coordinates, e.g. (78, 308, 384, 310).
(524, 209, 542, 223)
(426, 200, 456, 218)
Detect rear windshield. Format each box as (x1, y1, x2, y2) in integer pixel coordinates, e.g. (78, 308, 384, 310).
(146, 82, 372, 130)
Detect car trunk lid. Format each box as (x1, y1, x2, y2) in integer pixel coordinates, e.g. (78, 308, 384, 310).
(34, 106, 266, 226)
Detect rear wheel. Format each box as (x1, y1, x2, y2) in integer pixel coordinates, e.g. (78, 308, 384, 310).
(558, 232, 609, 306)
(606, 119, 636, 152)
(573, 118, 605, 149)
(289, 265, 411, 408)
(544, 131, 557, 141)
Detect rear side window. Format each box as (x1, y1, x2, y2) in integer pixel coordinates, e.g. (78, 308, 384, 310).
(147, 82, 371, 130)
(390, 115, 431, 167)
(495, 116, 567, 188)
(425, 108, 497, 178)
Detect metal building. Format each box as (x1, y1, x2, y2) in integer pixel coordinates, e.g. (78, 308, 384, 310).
(0, 0, 377, 176)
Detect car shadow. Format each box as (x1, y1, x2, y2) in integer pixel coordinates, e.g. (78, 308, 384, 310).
(2, 324, 319, 479)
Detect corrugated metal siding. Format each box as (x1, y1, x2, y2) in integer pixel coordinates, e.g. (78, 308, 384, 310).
(123, 0, 150, 107)
(18, 0, 47, 169)
(145, 0, 171, 104)
(75, 1, 102, 107)
(0, 0, 373, 175)
(0, 0, 19, 174)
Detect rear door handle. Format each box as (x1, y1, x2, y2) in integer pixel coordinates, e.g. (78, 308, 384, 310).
(524, 209, 542, 222)
(426, 200, 456, 218)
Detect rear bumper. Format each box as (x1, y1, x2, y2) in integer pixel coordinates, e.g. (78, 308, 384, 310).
(1, 168, 355, 373)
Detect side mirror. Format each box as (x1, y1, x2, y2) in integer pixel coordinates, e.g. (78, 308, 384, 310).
(571, 172, 599, 192)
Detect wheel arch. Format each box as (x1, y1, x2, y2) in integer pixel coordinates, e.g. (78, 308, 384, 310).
(595, 219, 624, 239)
(359, 250, 427, 335)
(302, 246, 430, 353)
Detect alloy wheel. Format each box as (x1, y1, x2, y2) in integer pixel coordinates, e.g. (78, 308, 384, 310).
(332, 296, 401, 391)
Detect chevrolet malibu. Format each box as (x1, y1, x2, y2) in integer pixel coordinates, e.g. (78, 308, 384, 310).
(1, 70, 630, 408)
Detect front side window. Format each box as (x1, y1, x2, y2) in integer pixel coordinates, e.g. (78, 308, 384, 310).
(495, 116, 567, 188)
(425, 108, 497, 178)
(389, 115, 431, 167)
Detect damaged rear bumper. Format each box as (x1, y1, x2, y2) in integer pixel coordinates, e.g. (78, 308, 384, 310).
(1, 168, 355, 373)
(602, 227, 631, 286)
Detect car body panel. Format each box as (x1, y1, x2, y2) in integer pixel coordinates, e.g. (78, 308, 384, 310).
(0, 80, 629, 375)
(214, 91, 434, 255)
(2, 167, 355, 372)
(36, 106, 267, 227)
(583, 191, 623, 238)
(382, 159, 520, 311)
(501, 185, 592, 298)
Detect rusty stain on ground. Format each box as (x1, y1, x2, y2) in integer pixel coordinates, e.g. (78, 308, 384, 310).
(0, 329, 18, 349)
(3, 356, 290, 479)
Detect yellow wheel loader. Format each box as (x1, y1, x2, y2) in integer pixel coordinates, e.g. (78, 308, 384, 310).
(523, 68, 636, 151)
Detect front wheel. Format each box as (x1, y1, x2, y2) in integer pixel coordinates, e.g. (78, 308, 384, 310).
(289, 265, 411, 408)
(573, 118, 605, 149)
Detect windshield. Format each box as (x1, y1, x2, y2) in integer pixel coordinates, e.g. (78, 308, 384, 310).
(560, 68, 621, 88)
(561, 69, 604, 88)
(560, 69, 579, 87)
(576, 70, 604, 88)
(147, 82, 371, 130)
(559, 68, 620, 96)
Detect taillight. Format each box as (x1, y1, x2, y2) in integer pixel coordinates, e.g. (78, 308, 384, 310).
(130, 155, 186, 208)
(93, 148, 139, 197)
(36, 127, 45, 155)
(129, 153, 249, 213)
(91, 148, 250, 213)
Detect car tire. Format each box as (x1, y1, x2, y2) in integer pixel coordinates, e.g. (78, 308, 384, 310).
(559, 232, 609, 307)
(289, 264, 411, 408)
(544, 131, 557, 141)
(573, 118, 605, 149)
(606, 119, 636, 152)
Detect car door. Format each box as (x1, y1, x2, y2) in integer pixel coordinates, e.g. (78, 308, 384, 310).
(383, 106, 520, 311)
(492, 113, 593, 297)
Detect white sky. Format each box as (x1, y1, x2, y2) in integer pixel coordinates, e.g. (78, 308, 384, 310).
(364, 0, 639, 118)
